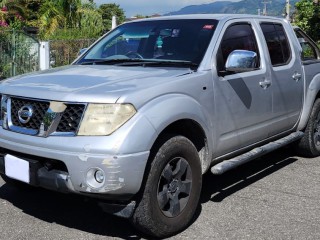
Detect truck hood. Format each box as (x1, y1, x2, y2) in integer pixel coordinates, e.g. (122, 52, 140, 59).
(0, 65, 192, 103)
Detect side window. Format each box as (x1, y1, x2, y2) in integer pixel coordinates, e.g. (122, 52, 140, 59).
(295, 29, 320, 61)
(260, 23, 291, 66)
(217, 23, 260, 75)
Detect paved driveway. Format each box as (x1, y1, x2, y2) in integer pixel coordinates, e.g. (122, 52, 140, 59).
(0, 149, 319, 239)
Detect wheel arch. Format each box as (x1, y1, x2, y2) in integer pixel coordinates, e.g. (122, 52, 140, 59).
(298, 73, 320, 130)
(155, 119, 210, 173)
(135, 118, 209, 195)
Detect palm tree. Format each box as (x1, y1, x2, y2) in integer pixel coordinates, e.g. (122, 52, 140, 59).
(39, 0, 65, 38)
(39, 0, 103, 39)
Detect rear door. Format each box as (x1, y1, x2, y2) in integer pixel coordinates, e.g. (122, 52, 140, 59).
(260, 22, 304, 136)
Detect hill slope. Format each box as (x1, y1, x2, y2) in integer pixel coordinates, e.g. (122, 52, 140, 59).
(167, 0, 299, 17)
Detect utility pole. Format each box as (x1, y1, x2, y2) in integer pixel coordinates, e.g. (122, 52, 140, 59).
(262, 0, 271, 16)
(286, 0, 290, 21)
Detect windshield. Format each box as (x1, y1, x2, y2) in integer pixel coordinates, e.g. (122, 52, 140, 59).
(76, 19, 218, 67)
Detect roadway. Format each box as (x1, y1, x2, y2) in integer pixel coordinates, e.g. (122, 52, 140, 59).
(0, 148, 319, 239)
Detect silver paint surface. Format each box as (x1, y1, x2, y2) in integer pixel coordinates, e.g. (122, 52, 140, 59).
(0, 14, 319, 197)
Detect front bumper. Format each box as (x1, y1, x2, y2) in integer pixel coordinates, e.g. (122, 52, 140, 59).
(0, 128, 150, 201)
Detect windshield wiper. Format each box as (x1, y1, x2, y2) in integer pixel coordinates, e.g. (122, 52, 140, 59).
(79, 58, 146, 65)
(133, 60, 199, 69)
(79, 59, 199, 69)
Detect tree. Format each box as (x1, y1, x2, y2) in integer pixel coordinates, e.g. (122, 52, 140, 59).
(0, 0, 44, 30)
(293, 0, 320, 41)
(0, 5, 8, 27)
(38, 0, 103, 39)
(0, 0, 107, 39)
(99, 3, 125, 31)
(0, 0, 28, 29)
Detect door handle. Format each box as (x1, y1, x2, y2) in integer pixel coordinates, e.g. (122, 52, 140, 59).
(292, 72, 302, 82)
(259, 79, 271, 89)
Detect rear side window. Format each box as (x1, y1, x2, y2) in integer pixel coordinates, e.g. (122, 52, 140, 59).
(260, 23, 291, 66)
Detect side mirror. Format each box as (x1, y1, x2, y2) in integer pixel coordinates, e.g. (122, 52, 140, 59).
(78, 48, 88, 56)
(225, 50, 257, 73)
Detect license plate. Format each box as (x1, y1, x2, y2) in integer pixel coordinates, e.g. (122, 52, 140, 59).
(4, 154, 30, 183)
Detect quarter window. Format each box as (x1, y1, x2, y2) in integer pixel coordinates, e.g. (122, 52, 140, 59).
(295, 29, 320, 61)
(260, 23, 291, 66)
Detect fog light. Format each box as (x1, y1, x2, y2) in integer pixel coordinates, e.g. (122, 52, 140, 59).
(95, 170, 105, 183)
(86, 168, 105, 189)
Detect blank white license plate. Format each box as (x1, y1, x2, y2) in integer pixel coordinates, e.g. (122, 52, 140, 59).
(4, 154, 30, 183)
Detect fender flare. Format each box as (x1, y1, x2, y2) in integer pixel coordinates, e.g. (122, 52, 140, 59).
(139, 93, 214, 172)
(298, 73, 320, 130)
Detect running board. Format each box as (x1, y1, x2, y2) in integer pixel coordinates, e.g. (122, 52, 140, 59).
(211, 131, 304, 175)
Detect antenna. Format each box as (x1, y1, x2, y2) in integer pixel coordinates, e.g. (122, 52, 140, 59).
(262, 0, 272, 16)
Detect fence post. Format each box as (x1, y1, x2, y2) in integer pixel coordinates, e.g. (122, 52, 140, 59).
(11, 29, 16, 77)
(112, 16, 117, 29)
(39, 41, 50, 70)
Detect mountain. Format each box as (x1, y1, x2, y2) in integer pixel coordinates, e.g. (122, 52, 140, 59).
(166, 0, 300, 17)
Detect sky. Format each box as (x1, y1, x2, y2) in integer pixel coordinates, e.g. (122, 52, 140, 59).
(95, 0, 240, 18)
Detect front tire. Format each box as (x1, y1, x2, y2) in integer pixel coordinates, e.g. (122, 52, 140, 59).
(131, 135, 202, 238)
(297, 98, 320, 157)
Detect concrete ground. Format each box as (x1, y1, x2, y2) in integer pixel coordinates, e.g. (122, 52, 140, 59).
(0, 148, 319, 239)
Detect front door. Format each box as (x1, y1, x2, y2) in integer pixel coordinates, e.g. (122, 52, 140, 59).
(212, 21, 273, 157)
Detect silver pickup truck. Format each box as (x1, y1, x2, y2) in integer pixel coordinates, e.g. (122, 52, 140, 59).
(0, 14, 320, 238)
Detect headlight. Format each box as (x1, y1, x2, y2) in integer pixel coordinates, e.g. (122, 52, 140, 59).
(78, 103, 136, 136)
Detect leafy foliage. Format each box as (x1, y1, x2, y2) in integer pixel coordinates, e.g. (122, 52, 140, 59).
(99, 3, 125, 32)
(38, 0, 104, 40)
(0, 0, 126, 40)
(293, 0, 320, 41)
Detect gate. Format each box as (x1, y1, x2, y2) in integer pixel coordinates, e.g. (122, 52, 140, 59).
(0, 30, 40, 79)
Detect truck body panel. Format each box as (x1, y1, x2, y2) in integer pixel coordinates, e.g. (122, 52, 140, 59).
(0, 15, 320, 235)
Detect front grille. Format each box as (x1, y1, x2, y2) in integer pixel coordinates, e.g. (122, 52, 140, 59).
(11, 97, 49, 130)
(56, 104, 85, 133)
(8, 96, 85, 135)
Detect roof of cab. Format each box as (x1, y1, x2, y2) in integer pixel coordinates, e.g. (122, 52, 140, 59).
(129, 14, 287, 23)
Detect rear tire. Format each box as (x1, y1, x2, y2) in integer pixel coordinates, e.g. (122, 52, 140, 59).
(297, 98, 320, 157)
(131, 135, 202, 238)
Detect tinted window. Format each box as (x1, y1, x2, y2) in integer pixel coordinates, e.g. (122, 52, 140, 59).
(260, 23, 291, 66)
(295, 29, 319, 61)
(80, 19, 217, 65)
(217, 23, 260, 74)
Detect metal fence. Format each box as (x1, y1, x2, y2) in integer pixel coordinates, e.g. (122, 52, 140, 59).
(0, 31, 96, 79)
(0, 30, 40, 79)
(49, 39, 96, 68)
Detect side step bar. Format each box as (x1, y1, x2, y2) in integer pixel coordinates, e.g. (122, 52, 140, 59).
(211, 131, 304, 175)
